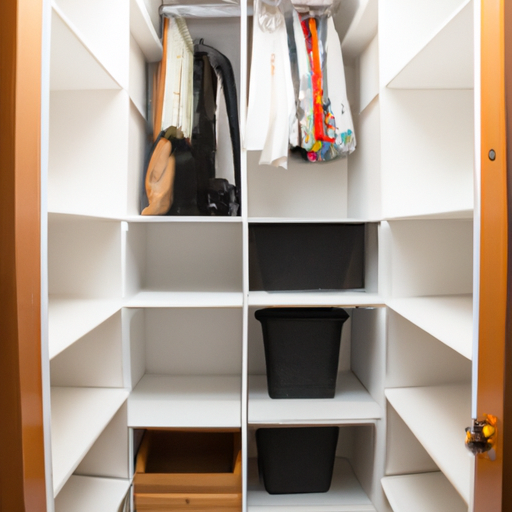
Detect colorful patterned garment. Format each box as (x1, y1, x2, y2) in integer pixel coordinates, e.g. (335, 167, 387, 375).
(294, 12, 355, 162)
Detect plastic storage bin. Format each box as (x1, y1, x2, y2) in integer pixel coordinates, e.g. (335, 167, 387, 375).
(255, 307, 349, 398)
(249, 223, 365, 291)
(256, 426, 339, 494)
(134, 429, 242, 511)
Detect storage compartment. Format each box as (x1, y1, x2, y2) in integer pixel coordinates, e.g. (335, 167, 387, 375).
(255, 308, 349, 399)
(134, 429, 242, 511)
(256, 427, 339, 494)
(249, 223, 365, 291)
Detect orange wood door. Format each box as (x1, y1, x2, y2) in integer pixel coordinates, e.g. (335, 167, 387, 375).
(0, 0, 46, 510)
(475, 0, 511, 510)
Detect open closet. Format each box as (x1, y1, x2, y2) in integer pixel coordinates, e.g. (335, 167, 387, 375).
(41, 0, 480, 510)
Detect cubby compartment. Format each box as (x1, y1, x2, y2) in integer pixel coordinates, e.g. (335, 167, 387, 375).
(126, 307, 243, 428)
(248, 222, 381, 306)
(379, 0, 472, 87)
(50, 312, 124, 386)
(48, 90, 131, 218)
(53, 0, 130, 89)
(133, 429, 242, 511)
(247, 425, 377, 510)
(51, 391, 129, 495)
(124, 221, 243, 306)
(48, 215, 122, 354)
(248, 307, 384, 425)
(381, 219, 473, 298)
(247, 153, 349, 220)
(380, 89, 474, 220)
(50, 6, 120, 91)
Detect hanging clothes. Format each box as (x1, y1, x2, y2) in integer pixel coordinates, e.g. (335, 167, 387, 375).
(325, 16, 356, 155)
(161, 17, 194, 138)
(245, 0, 296, 169)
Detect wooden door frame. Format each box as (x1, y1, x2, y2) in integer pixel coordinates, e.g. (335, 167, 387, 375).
(476, 0, 512, 510)
(0, 0, 46, 510)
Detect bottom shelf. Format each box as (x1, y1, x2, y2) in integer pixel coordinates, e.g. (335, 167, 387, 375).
(54, 475, 130, 512)
(248, 457, 375, 511)
(381, 473, 468, 512)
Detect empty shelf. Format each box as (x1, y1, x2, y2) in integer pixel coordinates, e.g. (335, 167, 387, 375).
(386, 295, 473, 359)
(51, 387, 129, 495)
(128, 374, 242, 428)
(55, 475, 130, 512)
(130, 0, 162, 62)
(50, 5, 120, 91)
(248, 291, 384, 308)
(388, 1, 473, 89)
(381, 473, 468, 512)
(49, 297, 121, 359)
(248, 458, 376, 511)
(385, 385, 471, 503)
(249, 372, 382, 425)
(125, 291, 244, 308)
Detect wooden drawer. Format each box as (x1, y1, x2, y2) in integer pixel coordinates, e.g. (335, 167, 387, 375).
(134, 429, 242, 512)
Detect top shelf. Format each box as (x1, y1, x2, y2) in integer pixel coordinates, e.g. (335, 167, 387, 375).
(387, 1, 474, 89)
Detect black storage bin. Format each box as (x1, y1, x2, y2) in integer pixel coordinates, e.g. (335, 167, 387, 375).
(255, 307, 349, 399)
(249, 223, 365, 291)
(256, 426, 339, 494)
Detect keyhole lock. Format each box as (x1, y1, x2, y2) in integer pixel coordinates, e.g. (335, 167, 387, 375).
(489, 149, 496, 161)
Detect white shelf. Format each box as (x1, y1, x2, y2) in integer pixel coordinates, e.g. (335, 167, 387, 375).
(126, 215, 242, 223)
(49, 297, 121, 359)
(55, 475, 130, 512)
(248, 292, 384, 308)
(130, 0, 162, 62)
(248, 218, 375, 224)
(388, 1, 473, 89)
(128, 374, 241, 428)
(385, 385, 471, 503)
(125, 291, 244, 308)
(50, 5, 120, 91)
(248, 373, 382, 425)
(386, 295, 473, 360)
(381, 473, 468, 512)
(51, 387, 129, 496)
(248, 458, 376, 511)
(385, 209, 473, 221)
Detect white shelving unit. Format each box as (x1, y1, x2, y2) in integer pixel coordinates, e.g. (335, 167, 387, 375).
(41, 0, 478, 510)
